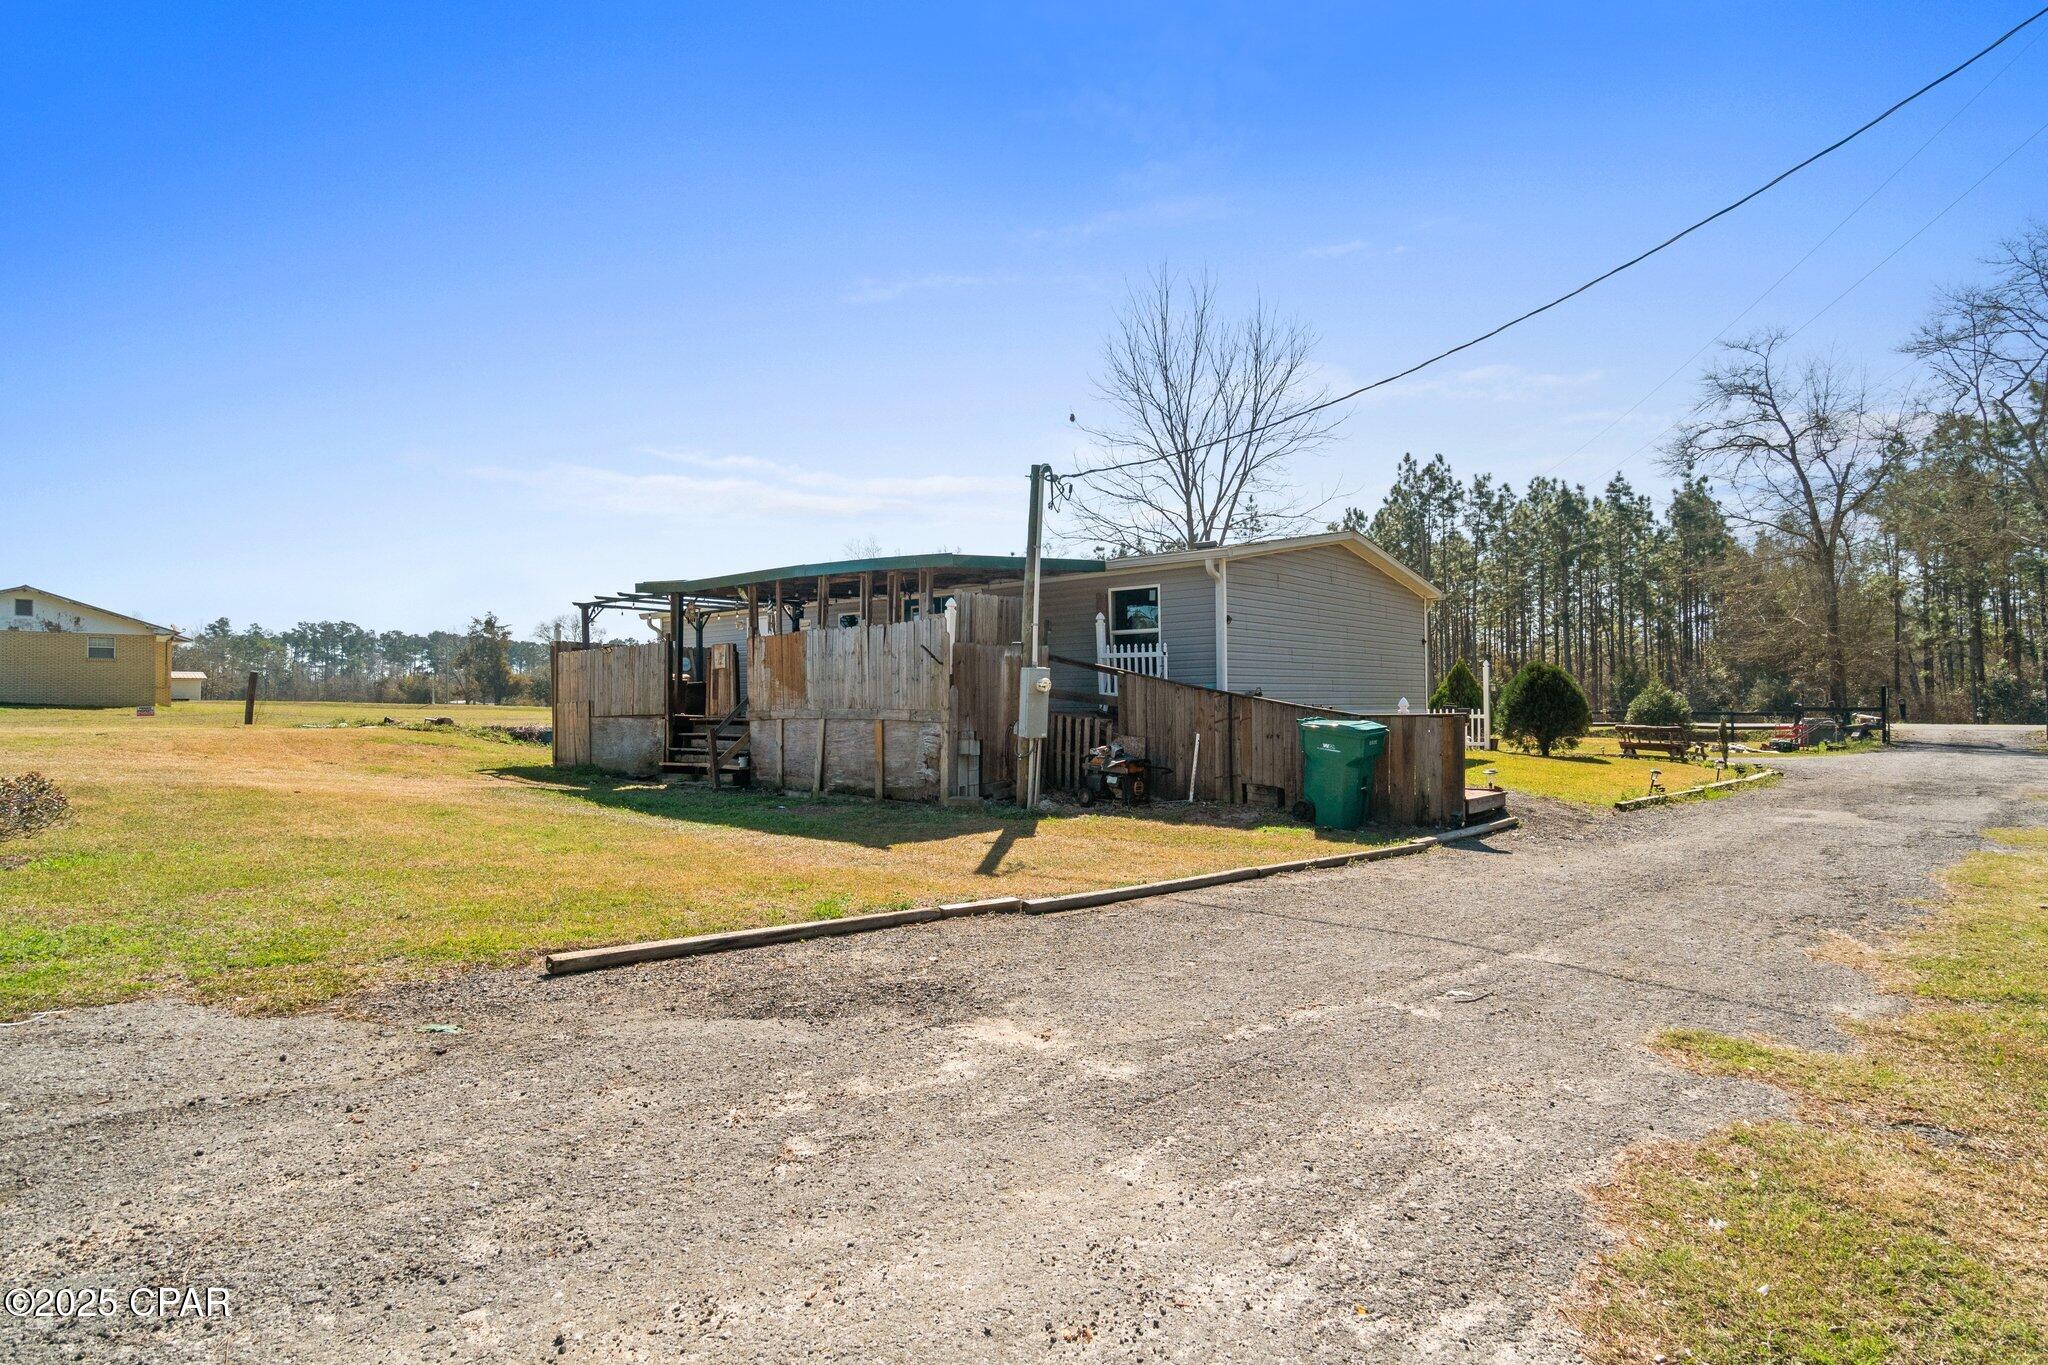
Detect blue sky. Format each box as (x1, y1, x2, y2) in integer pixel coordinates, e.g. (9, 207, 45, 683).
(5, 3, 2044, 636)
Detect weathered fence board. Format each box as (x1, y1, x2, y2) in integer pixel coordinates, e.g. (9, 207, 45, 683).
(748, 617, 954, 797)
(951, 592, 1023, 645)
(1045, 712, 1114, 793)
(950, 640, 1022, 800)
(1099, 671, 1467, 826)
(552, 641, 667, 773)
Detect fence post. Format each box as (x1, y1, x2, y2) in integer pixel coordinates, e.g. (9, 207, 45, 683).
(1481, 658, 1492, 750)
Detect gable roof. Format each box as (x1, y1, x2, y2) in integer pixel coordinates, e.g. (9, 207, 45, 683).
(1052, 531, 1442, 604)
(2, 585, 181, 636)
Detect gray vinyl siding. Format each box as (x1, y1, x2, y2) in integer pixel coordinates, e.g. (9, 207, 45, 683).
(698, 612, 750, 700)
(1224, 544, 1429, 711)
(1033, 565, 1217, 701)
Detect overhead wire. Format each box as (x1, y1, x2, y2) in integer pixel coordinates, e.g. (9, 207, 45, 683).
(1061, 4, 2048, 486)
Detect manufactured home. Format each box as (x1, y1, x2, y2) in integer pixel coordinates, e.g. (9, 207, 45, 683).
(615, 529, 1438, 716)
(0, 586, 182, 708)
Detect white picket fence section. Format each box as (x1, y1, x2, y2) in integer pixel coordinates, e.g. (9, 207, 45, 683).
(1094, 612, 1168, 696)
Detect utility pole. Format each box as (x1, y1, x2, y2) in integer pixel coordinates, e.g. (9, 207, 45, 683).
(242, 669, 259, 726)
(1019, 463, 1052, 807)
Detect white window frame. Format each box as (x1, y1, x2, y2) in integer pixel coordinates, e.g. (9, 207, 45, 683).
(1107, 583, 1161, 645)
(87, 635, 116, 661)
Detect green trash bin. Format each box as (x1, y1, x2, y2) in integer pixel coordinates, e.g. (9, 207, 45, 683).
(1297, 717, 1390, 829)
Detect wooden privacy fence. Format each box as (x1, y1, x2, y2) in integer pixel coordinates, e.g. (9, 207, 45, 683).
(747, 614, 954, 797)
(552, 641, 667, 771)
(1099, 668, 1467, 826)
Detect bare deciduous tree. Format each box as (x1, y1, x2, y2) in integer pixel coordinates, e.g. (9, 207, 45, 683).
(1905, 221, 2048, 544)
(1666, 330, 1899, 706)
(1062, 269, 1339, 554)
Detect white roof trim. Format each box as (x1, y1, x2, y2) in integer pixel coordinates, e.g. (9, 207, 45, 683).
(1045, 531, 1442, 604)
(1, 585, 181, 636)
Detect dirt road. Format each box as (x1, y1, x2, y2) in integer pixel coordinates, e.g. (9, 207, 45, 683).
(2, 725, 2039, 1362)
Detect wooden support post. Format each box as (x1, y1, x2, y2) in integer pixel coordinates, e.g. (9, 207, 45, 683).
(771, 580, 783, 635)
(885, 570, 901, 623)
(243, 670, 259, 725)
(858, 571, 873, 624)
(746, 583, 758, 641)
(816, 575, 830, 629)
(813, 717, 827, 793)
(874, 718, 886, 798)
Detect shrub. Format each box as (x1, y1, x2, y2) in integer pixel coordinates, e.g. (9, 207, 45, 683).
(0, 772, 70, 842)
(1983, 660, 2042, 724)
(1430, 658, 1485, 713)
(1607, 661, 1647, 716)
(1498, 662, 1591, 757)
(1625, 679, 1691, 728)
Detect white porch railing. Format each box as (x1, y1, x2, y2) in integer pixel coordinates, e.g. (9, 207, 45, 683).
(1095, 612, 1168, 696)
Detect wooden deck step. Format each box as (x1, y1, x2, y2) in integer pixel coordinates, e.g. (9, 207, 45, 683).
(1463, 786, 1508, 821)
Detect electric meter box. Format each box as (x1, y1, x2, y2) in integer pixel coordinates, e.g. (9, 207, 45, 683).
(1016, 667, 1052, 739)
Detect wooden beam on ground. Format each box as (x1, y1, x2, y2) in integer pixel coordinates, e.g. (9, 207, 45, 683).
(543, 897, 1026, 975)
(537, 818, 1522, 977)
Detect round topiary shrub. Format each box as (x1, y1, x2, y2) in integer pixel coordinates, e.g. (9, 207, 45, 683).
(1429, 658, 1485, 713)
(1498, 661, 1591, 757)
(1625, 678, 1691, 728)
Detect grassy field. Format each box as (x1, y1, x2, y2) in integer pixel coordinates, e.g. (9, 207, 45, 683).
(0, 701, 1393, 1017)
(1466, 745, 1729, 807)
(1574, 824, 2048, 1361)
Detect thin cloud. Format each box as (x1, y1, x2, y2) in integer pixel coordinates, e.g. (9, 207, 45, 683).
(1362, 363, 1602, 404)
(478, 457, 1013, 524)
(1301, 239, 1407, 260)
(1020, 196, 1225, 243)
(841, 273, 983, 305)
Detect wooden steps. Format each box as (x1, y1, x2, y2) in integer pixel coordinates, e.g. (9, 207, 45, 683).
(663, 708, 752, 786)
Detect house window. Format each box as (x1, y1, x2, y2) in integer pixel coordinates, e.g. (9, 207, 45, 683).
(12, 598, 29, 617)
(87, 636, 116, 660)
(1108, 586, 1160, 644)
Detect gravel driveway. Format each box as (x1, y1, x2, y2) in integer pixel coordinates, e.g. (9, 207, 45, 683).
(2, 724, 2041, 1363)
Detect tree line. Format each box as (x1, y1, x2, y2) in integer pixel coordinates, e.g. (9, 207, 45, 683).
(1067, 225, 2048, 723)
(174, 613, 571, 705)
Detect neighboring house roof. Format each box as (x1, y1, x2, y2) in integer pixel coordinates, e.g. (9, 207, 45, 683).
(637, 552, 1103, 598)
(2, 585, 183, 637)
(1044, 530, 1442, 604)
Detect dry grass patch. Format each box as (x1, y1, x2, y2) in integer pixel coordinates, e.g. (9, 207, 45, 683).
(0, 702, 1390, 1016)
(1572, 825, 2048, 1363)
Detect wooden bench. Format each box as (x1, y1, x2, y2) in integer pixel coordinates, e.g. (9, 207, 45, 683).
(1613, 724, 1707, 762)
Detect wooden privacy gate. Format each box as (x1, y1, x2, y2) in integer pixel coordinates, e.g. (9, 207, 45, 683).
(1093, 669, 1467, 826)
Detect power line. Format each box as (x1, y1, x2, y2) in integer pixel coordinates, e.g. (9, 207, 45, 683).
(1065, 4, 2048, 484)
(1518, 24, 2043, 488)
(1565, 107, 2048, 496)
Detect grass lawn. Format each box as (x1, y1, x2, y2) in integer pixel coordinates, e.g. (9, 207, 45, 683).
(0, 701, 1393, 1017)
(1466, 745, 1731, 807)
(1573, 823, 2048, 1361)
